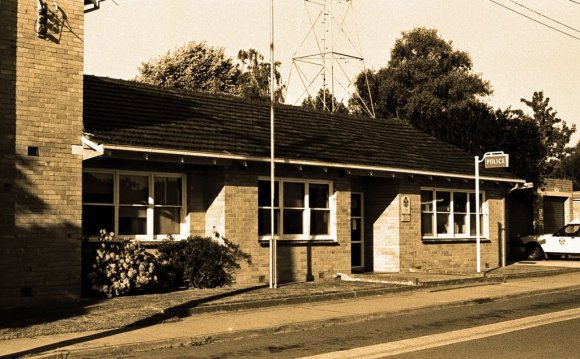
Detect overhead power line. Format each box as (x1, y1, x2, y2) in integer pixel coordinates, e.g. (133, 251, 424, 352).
(488, 0, 580, 41)
(569, 0, 580, 5)
(509, 0, 580, 34)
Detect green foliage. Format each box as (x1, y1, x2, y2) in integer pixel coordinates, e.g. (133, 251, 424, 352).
(350, 27, 491, 129)
(512, 91, 575, 178)
(350, 27, 575, 187)
(237, 49, 285, 103)
(157, 234, 251, 289)
(136, 42, 285, 103)
(302, 88, 349, 114)
(552, 141, 580, 190)
(136, 41, 240, 96)
(88, 230, 158, 298)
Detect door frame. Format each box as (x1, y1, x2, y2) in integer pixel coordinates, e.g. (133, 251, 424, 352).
(351, 192, 364, 270)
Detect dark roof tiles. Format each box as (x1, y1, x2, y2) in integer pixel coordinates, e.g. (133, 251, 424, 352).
(83, 75, 519, 181)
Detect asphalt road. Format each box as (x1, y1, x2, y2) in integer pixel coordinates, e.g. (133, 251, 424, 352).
(390, 317, 580, 359)
(118, 287, 580, 359)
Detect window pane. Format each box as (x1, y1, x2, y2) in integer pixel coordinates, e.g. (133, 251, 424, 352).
(119, 175, 149, 205)
(284, 209, 304, 234)
(311, 210, 330, 235)
(351, 242, 362, 267)
(436, 192, 451, 212)
(421, 191, 433, 212)
(351, 218, 362, 242)
(119, 206, 147, 235)
(83, 172, 114, 203)
(258, 180, 279, 207)
(470, 214, 484, 236)
(309, 184, 329, 208)
(284, 182, 305, 207)
(454, 213, 467, 235)
(454, 192, 467, 213)
(154, 177, 182, 206)
(421, 213, 434, 236)
(258, 208, 280, 235)
(82, 205, 114, 237)
(351, 193, 362, 217)
(154, 207, 181, 235)
(437, 213, 450, 235)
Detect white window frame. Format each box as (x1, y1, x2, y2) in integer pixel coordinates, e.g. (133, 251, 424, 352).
(258, 177, 335, 241)
(83, 169, 188, 241)
(420, 187, 488, 240)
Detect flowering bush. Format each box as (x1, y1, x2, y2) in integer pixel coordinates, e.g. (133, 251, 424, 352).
(157, 233, 251, 289)
(88, 230, 159, 298)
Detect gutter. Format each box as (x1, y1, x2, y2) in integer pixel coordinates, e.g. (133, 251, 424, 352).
(98, 141, 525, 184)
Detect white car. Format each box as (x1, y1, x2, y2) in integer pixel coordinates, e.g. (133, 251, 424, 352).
(520, 220, 580, 260)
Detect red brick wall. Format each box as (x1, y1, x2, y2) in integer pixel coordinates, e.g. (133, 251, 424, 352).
(0, 0, 84, 308)
(215, 165, 351, 284)
(398, 178, 505, 273)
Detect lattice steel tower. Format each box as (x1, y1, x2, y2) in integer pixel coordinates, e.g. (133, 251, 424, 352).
(288, 0, 374, 117)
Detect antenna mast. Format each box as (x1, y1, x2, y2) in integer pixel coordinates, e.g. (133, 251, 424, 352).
(288, 0, 375, 117)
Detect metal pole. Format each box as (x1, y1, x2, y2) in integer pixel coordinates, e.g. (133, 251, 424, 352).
(269, 0, 277, 289)
(502, 197, 506, 268)
(475, 156, 481, 273)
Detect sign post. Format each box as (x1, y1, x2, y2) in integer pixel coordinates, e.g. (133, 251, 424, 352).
(475, 151, 509, 273)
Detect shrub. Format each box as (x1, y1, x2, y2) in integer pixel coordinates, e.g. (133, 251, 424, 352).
(88, 230, 159, 298)
(157, 233, 251, 289)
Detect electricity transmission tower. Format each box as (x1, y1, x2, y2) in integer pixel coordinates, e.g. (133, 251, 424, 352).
(288, 0, 375, 117)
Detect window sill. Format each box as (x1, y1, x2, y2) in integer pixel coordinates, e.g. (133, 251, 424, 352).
(83, 236, 187, 243)
(259, 239, 338, 246)
(421, 237, 491, 244)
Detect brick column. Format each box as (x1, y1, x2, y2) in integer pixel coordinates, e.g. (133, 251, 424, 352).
(0, 0, 84, 308)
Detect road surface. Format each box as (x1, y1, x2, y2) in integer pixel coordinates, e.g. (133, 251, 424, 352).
(113, 287, 580, 358)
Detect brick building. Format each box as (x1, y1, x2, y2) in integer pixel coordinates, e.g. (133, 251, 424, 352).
(1, 0, 84, 308)
(1, 0, 526, 308)
(80, 76, 524, 285)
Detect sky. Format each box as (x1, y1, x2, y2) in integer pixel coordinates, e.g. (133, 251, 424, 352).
(84, 0, 580, 145)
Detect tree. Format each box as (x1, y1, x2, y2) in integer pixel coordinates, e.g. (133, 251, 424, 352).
(512, 91, 575, 177)
(554, 140, 580, 190)
(136, 41, 241, 96)
(350, 27, 492, 139)
(492, 108, 546, 185)
(350, 28, 575, 186)
(302, 88, 349, 114)
(237, 49, 285, 103)
(136, 42, 285, 103)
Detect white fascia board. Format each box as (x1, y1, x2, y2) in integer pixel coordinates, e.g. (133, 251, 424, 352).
(102, 144, 525, 184)
(81, 136, 105, 154)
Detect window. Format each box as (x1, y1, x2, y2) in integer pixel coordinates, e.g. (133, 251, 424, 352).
(83, 170, 186, 240)
(420, 189, 486, 239)
(258, 179, 333, 240)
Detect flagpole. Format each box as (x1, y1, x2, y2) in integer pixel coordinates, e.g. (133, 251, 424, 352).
(269, 0, 277, 289)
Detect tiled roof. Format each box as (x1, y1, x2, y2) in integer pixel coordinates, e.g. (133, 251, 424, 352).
(83, 75, 520, 181)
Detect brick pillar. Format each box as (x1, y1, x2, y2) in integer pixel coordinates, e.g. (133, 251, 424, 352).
(0, 0, 84, 308)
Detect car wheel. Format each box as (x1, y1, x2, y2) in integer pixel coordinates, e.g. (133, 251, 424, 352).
(526, 244, 545, 260)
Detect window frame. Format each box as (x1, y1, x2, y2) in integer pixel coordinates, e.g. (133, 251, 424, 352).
(420, 188, 488, 240)
(83, 169, 188, 241)
(258, 177, 335, 241)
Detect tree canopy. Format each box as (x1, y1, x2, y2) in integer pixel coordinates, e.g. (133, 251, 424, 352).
(351, 27, 491, 135)
(351, 27, 574, 186)
(513, 91, 575, 176)
(136, 42, 284, 103)
(554, 140, 580, 190)
(302, 88, 349, 114)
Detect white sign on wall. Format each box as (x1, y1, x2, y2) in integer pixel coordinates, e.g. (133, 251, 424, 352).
(401, 195, 411, 222)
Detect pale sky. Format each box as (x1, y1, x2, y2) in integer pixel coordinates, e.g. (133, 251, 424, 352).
(85, 0, 580, 145)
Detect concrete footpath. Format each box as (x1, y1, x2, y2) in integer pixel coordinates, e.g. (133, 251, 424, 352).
(2, 266, 580, 358)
